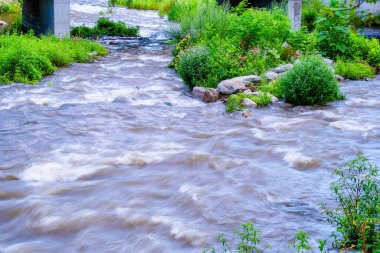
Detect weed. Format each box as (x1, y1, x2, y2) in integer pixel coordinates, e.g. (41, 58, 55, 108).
(321, 156, 380, 252)
(335, 60, 375, 80)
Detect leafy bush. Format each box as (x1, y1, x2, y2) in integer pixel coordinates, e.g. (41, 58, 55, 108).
(335, 60, 375, 80)
(302, 0, 323, 31)
(321, 156, 380, 252)
(225, 92, 272, 113)
(0, 34, 108, 84)
(279, 55, 343, 105)
(349, 34, 380, 67)
(290, 231, 313, 253)
(71, 17, 139, 38)
(315, 6, 352, 60)
(175, 45, 211, 88)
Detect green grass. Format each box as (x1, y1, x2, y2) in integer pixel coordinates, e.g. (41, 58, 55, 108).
(225, 92, 272, 113)
(0, 33, 108, 84)
(0, 1, 21, 14)
(335, 60, 376, 80)
(71, 17, 139, 38)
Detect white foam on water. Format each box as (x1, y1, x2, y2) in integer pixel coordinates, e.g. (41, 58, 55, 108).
(274, 148, 320, 169)
(346, 97, 380, 107)
(329, 120, 377, 131)
(71, 3, 107, 14)
(150, 215, 208, 246)
(179, 184, 201, 203)
(20, 162, 99, 182)
(116, 207, 151, 226)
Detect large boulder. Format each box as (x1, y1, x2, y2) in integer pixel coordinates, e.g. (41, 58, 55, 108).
(217, 75, 261, 95)
(203, 88, 219, 103)
(192, 86, 206, 99)
(264, 71, 279, 81)
(242, 98, 257, 108)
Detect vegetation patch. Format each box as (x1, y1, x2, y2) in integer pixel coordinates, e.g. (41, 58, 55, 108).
(71, 17, 139, 38)
(225, 92, 272, 113)
(279, 56, 344, 105)
(0, 1, 20, 14)
(204, 156, 379, 253)
(335, 60, 375, 80)
(0, 34, 108, 84)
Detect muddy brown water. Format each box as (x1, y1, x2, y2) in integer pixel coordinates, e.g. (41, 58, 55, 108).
(0, 0, 379, 252)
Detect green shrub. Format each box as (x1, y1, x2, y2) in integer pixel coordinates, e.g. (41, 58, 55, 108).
(349, 35, 380, 67)
(259, 79, 282, 98)
(175, 46, 211, 88)
(225, 92, 272, 113)
(71, 17, 139, 38)
(279, 55, 343, 105)
(302, 0, 323, 31)
(1, 3, 10, 13)
(321, 156, 380, 252)
(0, 34, 108, 84)
(335, 60, 375, 80)
(315, 6, 352, 60)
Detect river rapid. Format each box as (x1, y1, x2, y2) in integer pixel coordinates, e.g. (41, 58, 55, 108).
(0, 1, 379, 252)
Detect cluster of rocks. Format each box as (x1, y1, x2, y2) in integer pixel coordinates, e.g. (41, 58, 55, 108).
(192, 64, 292, 105)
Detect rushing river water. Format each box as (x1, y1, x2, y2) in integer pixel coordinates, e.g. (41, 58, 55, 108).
(0, 1, 380, 252)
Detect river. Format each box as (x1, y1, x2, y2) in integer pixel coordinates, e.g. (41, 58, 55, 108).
(0, 0, 379, 252)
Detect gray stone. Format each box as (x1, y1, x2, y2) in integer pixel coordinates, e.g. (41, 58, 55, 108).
(0, 20, 8, 27)
(323, 57, 334, 67)
(242, 98, 257, 108)
(243, 89, 253, 94)
(283, 63, 293, 70)
(242, 109, 253, 118)
(288, 0, 302, 29)
(264, 71, 279, 81)
(217, 75, 261, 95)
(271, 95, 279, 103)
(272, 66, 287, 73)
(192, 86, 206, 99)
(335, 75, 345, 83)
(202, 88, 219, 103)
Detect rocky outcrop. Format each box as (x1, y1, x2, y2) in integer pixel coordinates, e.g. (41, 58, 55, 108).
(192, 86, 206, 99)
(217, 75, 261, 95)
(203, 88, 219, 103)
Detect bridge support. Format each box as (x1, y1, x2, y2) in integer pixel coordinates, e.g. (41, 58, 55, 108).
(288, 0, 302, 29)
(22, 0, 70, 38)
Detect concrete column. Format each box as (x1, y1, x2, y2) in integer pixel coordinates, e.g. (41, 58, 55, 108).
(53, 0, 70, 38)
(288, 0, 302, 30)
(22, 0, 70, 38)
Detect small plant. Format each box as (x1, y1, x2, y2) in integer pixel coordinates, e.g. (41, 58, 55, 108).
(225, 92, 272, 113)
(321, 156, 380, 252)
(279, 55, 344, 105)
(175, 45, 211, 88)
(290, 231, 313, 253)
(71, 17, 139, 38)
(335, 60, 375, 80)
(203, 222, 270, 253)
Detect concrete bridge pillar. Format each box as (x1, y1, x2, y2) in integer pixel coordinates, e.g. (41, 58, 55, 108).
(22, 0, 70, 38)
(288, 0, 302, 29)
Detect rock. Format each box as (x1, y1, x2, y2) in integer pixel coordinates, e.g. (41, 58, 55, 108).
(0, 20, 8, 27)
(242, 98, 257, 108)
(335, 75, 345, 83)
(322, 57, 334, 67)
(192, 86, 206, 99)
(283, 63, 293, 70)
(251, 91, 262, 96)
(243, 89, 253, 94)
(271, 95, 279, 103)
(202, 88, 219, 103)
(242, 109, 253, 118)
(217, 75, 261, 95)
(272, 66, 287, 74)
(264, 71, 279, 81)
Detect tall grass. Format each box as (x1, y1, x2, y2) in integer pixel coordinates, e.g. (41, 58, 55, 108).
(0, 33, 108, 84)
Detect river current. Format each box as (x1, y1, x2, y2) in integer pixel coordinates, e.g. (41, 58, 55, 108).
(0, 1, 379, 252)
